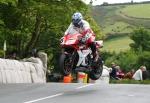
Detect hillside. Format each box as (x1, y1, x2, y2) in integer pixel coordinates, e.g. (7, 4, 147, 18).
(102, 35, 133, 52)
(121, 4, 150, 19)
(92, 3, 150, 52)
(92, 3, 150, 36)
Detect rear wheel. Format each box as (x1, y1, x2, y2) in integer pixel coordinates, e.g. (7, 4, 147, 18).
(59, 54, 72, 76)
(89, 57, 103, 80)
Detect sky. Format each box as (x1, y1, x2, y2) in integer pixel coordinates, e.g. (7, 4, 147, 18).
(82, 0, 150, 5)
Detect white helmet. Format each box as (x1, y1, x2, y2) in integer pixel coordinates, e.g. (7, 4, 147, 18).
(72, 12, 83, 27)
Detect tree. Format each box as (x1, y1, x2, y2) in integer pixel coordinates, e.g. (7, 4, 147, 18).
(130, 28, 150, 52)
(131, 0, 134, 4)
(0, 0, 102, 72)
(102, 2, 109, 6)
(138, 51, 150, 70)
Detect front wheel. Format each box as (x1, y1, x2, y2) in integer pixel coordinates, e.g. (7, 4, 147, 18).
(89, 57, 103, 80)
(59, 53, 72, 76)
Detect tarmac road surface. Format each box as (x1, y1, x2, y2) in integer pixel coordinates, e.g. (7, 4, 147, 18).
(0, 83, 150, 103)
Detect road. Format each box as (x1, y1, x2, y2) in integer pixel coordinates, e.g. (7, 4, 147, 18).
(0, 83, 150, 103)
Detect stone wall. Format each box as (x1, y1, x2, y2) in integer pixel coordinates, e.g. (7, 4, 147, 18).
(0, 52, 47, 83)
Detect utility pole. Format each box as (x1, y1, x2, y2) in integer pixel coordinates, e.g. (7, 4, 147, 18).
(3, 40, 7, 58)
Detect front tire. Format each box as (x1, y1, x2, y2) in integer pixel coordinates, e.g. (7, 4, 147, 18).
(59, 54, 72, 76)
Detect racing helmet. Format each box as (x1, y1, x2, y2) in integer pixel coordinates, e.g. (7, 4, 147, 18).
(72, 12, 83, 27)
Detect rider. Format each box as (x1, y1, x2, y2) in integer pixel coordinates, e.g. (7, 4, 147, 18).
(64, 12, 98, 62)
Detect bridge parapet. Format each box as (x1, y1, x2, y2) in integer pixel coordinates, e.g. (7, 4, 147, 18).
(0, 52, 47, 83)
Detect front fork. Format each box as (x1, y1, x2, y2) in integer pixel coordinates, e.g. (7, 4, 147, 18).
(61, 48, 77, 69)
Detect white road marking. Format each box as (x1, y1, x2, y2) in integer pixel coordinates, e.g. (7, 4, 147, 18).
(24, 84, 94, 103)
(75, 84, 94, 89)
(23, 93, 64, 103)
(127, 94, 135, 97)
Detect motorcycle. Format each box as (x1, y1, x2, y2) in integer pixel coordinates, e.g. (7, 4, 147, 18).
(59, 33, 103, 80)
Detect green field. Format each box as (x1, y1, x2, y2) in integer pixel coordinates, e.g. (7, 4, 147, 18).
(102, 35, 133, 53)
(92, 3, 150, 35)
(121, 4, 150, 19)
(103, 21, 133, 34)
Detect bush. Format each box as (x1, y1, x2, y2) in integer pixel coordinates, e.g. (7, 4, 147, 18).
(138, 51, 150, 70)
(101, 51, 114, 62)
(116, 51, 139, 71)
(104, 50, 139, 71)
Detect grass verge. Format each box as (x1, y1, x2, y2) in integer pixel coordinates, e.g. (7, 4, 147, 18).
(110, 79, 150, 84)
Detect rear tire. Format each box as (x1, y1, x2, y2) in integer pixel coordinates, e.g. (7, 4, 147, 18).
(89, 57, 103, 80)
(59, 54, 72, 76)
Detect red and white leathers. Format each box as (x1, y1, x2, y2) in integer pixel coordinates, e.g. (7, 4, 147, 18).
(65, 20, 97, 61)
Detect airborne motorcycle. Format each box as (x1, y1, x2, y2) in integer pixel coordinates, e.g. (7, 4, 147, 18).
(59, 33, 103, 80)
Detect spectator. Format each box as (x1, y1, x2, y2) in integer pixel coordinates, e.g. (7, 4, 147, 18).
(31, 48, 38, 57)
(8, 51, 18, 60)
(110, 62, 118, 80)
(12, 52, 17, 59)
(124, 69, 135, 79)
(142, 66, 148, 80)
(116, 66, 125, 79)
(132, 66, 146, 81)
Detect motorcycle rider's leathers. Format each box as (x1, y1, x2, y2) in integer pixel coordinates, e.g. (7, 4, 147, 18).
(64, 20, 97, 61)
